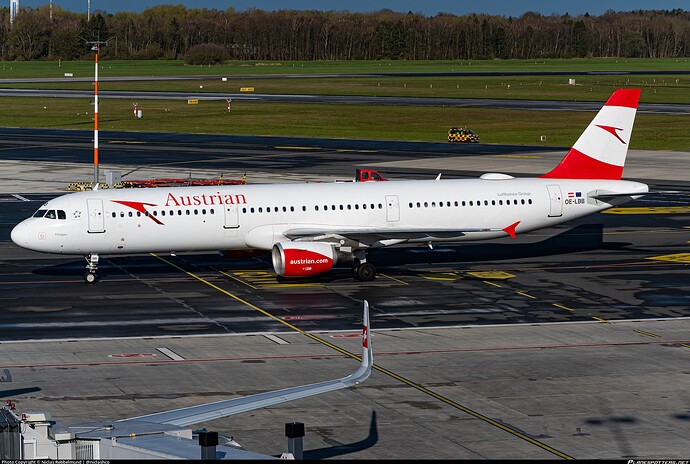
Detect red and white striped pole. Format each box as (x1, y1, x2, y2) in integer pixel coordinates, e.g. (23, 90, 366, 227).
(93, 42, 99, 185)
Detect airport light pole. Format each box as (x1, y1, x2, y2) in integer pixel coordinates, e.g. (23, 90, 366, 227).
(88, 40, 106, 185)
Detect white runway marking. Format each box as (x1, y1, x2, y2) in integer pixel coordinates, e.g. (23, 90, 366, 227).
(264, 334, 289, 345)
(11, 194, 30, 201)
(156, 347, 186, 361)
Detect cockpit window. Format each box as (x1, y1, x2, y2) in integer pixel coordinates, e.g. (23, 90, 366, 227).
(45, 210, 57, 219)
(33, 209, 48, 218)
(57, 210, 66, 220)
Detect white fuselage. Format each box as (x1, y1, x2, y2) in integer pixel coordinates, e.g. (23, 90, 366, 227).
(11, 176, 648, 256)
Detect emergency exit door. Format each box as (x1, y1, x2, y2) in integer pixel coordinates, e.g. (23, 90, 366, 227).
(546, 185, 563, 217)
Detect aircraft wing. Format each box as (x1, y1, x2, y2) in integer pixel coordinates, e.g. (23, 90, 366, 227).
(284, 221, 521, 242)
(118, 301, 373, 428)
(285, 227, 505, 241)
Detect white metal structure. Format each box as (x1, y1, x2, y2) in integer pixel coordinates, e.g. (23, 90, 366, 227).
(11, 89, 648, 283)
(1, 301, 373, 460)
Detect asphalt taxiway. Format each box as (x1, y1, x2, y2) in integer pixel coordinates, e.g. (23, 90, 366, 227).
(2, 88, 689, 114)
(1, 129, 689, 459)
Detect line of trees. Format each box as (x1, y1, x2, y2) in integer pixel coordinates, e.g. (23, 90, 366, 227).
(1, 5, 688, 61)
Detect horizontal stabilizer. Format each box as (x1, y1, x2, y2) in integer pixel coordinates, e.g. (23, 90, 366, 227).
(591, 192, 648, 199)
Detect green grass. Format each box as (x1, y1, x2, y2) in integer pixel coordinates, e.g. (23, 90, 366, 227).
(1, 57, 689, 78)
(2, 58, 687, 150)
(2, 97, 687, 151)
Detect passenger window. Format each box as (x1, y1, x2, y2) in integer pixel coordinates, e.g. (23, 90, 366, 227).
(137, 212, 141, 217)
(302, 206, 306, 211)
(210, 209, 214, 214)
(120, 212, 125, 217)
(186, 210, 191, 215)
(161, 211, 166, 216)
(129, 212, 133, 217)
(33, 209, 47, 218)
(290, 206, 294, 212)
(112, 212, 116, 218)
(355, 204, 359, 210)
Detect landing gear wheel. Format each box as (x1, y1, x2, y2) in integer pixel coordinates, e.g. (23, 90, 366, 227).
(355, 262, 376, 282)
(84, 271, 97, 284)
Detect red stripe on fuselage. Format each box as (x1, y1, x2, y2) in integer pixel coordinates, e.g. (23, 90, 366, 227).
(540, 148, 624, 180)
(604, 88, 641, 108)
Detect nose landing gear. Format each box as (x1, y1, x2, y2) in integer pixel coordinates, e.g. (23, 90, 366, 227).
(84, 253, 99, 284)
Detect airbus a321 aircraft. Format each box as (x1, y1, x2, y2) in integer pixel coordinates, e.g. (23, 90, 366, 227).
(11, 88, 648, 283)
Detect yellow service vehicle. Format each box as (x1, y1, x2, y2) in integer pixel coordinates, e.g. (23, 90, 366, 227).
(448, 127, 479, 143)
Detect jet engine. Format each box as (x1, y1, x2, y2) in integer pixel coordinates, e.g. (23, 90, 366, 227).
(272, 242, 338, 277)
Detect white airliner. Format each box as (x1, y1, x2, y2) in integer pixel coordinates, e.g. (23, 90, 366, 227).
(11, 88, 648, 283)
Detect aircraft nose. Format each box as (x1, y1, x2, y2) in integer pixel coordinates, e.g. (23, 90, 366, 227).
(10, 221, 30, 248)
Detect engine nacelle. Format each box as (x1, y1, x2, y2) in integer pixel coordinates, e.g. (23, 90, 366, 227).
(272, 242, 337, 277)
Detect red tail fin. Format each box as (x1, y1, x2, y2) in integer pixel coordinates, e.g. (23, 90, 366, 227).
(541, 88, 640, 180)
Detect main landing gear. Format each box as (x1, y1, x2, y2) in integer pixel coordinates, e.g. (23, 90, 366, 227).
(84, 253, 99, 284)
(352, 257, 376, 282)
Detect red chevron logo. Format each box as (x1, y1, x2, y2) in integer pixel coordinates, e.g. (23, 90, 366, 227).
(112, 200, 164, 225)
(596, 125, 626, 144)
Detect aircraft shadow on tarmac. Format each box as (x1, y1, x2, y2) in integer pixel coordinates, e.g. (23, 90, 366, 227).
(301, 411, 378, 459)
(0, 387, 42, 399)
(31, 223, 628, 279)
(366, 222, 622, 267)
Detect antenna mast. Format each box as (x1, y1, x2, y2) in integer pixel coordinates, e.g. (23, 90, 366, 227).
(87, 40, 107, 184)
